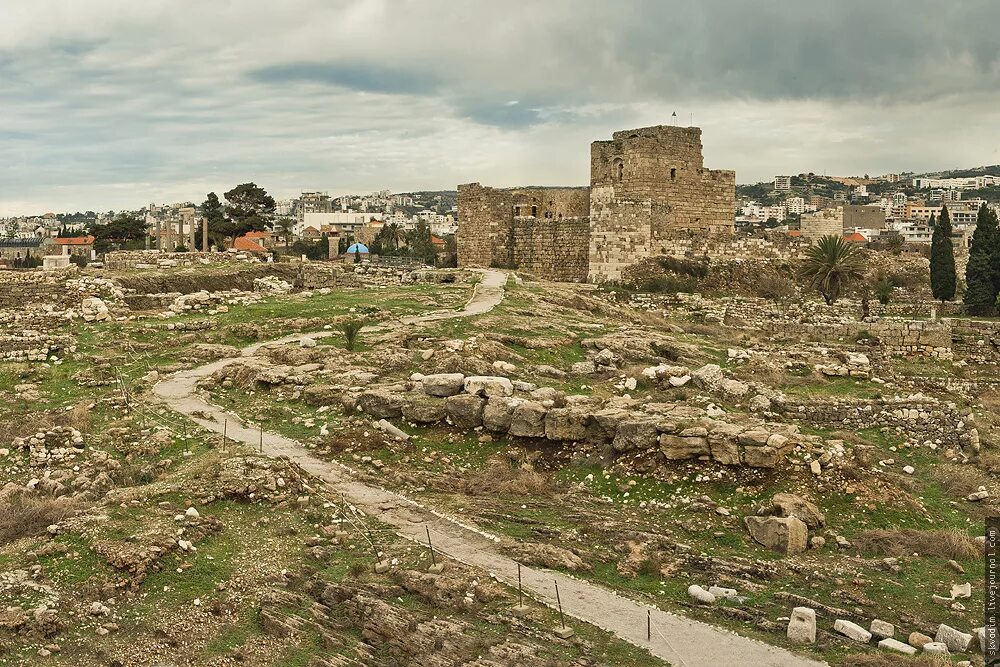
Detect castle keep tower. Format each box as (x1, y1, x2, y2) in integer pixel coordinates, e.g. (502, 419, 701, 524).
(588, 126, 736, 282)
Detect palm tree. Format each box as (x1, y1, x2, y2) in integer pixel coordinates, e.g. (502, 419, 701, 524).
(798, 235, 865, 305)
(384, 223, 403, 252)
(275, 218, 294, 247)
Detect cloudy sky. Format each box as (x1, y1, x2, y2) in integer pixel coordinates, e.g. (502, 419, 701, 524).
(2, 0, 999, 215)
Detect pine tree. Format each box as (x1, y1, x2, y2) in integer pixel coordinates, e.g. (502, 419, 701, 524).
(929, 209, 956, 301)
(964, 203, 999, 315)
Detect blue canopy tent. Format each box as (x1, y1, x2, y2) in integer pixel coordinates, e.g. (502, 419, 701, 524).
(345, 243, 369, 254)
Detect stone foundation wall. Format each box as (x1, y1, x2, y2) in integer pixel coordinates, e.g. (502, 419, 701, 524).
(950, 320, 1000, 363)
(104, 251, 260, 270)
(778, 397, 978, 452)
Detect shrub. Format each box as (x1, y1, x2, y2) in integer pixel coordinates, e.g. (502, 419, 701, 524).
(656, 256, 709, 278)
(754, 270, 796, 301)
(340, 318, 366, 351)
(874, 277, 894, 305)
(853, 528, 979, 560)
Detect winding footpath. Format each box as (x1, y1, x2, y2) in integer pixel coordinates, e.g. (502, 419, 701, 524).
(154, 269, 826, 667)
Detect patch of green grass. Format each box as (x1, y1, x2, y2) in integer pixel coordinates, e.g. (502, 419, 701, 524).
(202, 608, 264, 657)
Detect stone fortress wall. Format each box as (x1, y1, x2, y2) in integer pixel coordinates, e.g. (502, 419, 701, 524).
(456, 184, 591, 282)
(457, 125, 736, 283)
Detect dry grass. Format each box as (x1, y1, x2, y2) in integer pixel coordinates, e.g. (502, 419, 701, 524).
(0, 401, 93, 446)
(842, 654, 953, 667)
(462, 455, 554, 497)
(853, 527, 980, 560)
(0, 492, 85, 547)
(932, 462, 997, 498)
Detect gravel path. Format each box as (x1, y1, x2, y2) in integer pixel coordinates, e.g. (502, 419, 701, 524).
(154, 269, 827, 667)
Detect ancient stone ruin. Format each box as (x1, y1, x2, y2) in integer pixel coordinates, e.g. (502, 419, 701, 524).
(457, 124, 736, 283)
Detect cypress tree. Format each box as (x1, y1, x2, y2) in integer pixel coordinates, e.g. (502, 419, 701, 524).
(929, 208, 956, 301)
(930, 206, 958, 301)
(965, 203, 999, 315)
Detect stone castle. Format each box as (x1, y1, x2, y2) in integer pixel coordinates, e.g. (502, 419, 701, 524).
(457, 125, 736, 282)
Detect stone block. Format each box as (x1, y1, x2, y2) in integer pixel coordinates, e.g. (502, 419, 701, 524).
(833, 619, 872, 643)
(744, 516, 808, 555)
(659, 434, 710, 460)
(421, 373, 465, 397)
(508, 401, 547, 438)
(786, 607, 816, 644)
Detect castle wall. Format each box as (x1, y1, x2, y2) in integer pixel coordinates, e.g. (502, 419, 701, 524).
(456, 183, 591, 281)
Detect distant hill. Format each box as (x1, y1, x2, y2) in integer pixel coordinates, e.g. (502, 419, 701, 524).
(915, 165, 1000, 179)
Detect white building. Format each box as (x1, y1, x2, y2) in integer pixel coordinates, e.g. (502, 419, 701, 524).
(301, 211, 383, 236)
(784, 196, 815, 215)
(774, 175, 792, 191)
(912, 175, 999, 190)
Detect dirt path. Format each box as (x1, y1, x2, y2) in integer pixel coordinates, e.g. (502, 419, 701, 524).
(154, 269, 827, 667)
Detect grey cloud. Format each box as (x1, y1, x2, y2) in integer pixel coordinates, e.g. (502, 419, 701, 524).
(2, 0, 1000, 214)
(250, 61, 443, 96)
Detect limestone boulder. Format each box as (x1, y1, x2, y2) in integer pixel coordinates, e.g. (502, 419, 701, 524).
(786, 607, 816, 645)
(421, 373, 465, 397)
(833, 619, 872, 643)
(744, 516, 808, 555)
(544, 407, 589, 441)
(463, 376, 514, 398)
(659, 434, 710, 460)
(768, 493, 826, 530)
(612, 419, 659, 452)
(444, 394, 486, 430)
(355, 390, 404, 419)
(934, 624, 972, 653)
(401, 394, 447, 423)
(508, 401, 547, 438)
(691, 364, 724, 390)
(482, 397, 523, 433)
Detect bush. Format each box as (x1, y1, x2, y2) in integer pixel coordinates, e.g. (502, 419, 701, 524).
(853, 528, 979, 560)
(754, 270, 796, 301)
(874, 277, 894, 305)
(656, 256, 709, 278)
(639, 275, 698, 293)
(340, 318, 366, 351)
(69, 254, 89, 268)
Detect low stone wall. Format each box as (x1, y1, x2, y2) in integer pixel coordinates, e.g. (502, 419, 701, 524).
(279, 370, 810, 469)
(0, 332, 72, 362)
(653, 231, 808, 261)
(778, 396, 979, 452)
(649, 293, 956, 359)
(104, 251, 260, 270)
(950, 319, 1000, 363)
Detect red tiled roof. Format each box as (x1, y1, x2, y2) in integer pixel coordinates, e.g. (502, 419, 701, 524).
(233, 236, 268, 252)
(431, 235, 445, 246)
(787, 230, 802, 237)
(244, 231, 270, 239)
(844, 232, 867, 243)
(54, 235, 95, 245)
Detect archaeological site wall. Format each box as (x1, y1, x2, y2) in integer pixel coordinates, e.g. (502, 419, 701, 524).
(456, 183, 591, 282)
(589, 126, 736, 282)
